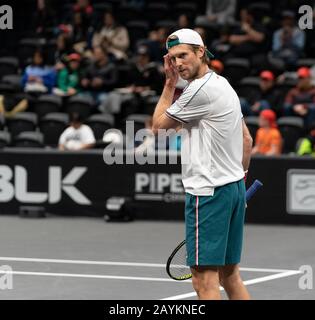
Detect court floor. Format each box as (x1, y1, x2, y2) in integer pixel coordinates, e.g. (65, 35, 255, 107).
(0, 215, 314, 300)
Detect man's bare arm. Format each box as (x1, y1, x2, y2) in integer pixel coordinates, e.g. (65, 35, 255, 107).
(242, 119, 253, 171)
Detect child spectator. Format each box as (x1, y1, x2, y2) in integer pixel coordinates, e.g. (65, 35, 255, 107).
(58, 112, 95, 150)
(252, 109, 282, 156)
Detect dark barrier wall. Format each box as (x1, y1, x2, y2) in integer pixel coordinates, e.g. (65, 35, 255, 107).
(0, 149, 315, 224)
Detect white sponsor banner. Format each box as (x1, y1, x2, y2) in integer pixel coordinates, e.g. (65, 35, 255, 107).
(287, 169, 315, 215)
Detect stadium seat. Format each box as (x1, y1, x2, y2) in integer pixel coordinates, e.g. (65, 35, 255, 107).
(85, 114, 115, 140)
(155, 20, 177, 30)
(173, 3, 198, 18)
(34, 94, 62, 119)
(275, 79, 297, 102)
(126, 20, 150, 50)
(143, 95, 160, 115)
(0, 57, 19, 81)
(297, 58, 315, 68)
(126, 114, 151, 134)
(0, 115, 5, 130)
(223, 58, 250, 87)
(237, 77, 261, 104)
(146, 3, 170, 23)
(117, 3, 141, 22)
(39, 112, 69, 147)
(13, 131, 44, 148)
(6, 112, 37, 138)
(244, 116, 259, 141)
(1, 74, 23, 92)
(277, 117, 304, 154)
(0, 131, 11, 148)
(115, 63, 135, 88)
(65, 95, 94, 120)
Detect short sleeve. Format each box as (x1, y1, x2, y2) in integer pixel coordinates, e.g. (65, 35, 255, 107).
(165, 73, 213, 123)
(82, 126, 96, 144)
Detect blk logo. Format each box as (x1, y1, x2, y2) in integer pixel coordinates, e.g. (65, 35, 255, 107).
(0, 165, 91, 205)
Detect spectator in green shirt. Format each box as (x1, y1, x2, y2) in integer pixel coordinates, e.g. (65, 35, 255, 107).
(54, 53, 82, 96)
(297, 123, 315, 156)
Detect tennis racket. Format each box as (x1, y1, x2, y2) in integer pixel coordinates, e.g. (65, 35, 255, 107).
(166, 179, 263, 281)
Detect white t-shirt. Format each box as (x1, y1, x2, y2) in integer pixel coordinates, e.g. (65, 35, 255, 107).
(59, 124, 96, 150)
(166, 70, 244, 196)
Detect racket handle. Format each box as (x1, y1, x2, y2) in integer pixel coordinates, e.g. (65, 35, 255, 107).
(246, 179, 263, 202)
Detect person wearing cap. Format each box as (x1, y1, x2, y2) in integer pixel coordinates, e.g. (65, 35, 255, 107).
(55, 53, 83, 96)
(270, 10, 305, 69)
(152, 28, 253, 300)
(241, 70, 283, 117)
(251, 109, 282, 156)
(284, 67, 315, 126)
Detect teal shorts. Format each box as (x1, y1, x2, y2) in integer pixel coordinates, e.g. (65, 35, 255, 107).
(185, 179, 246, 267)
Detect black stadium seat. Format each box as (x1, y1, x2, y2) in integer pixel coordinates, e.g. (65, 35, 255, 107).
(65, 95, 94, 120)
(126, 114, 151, 134)
(0, 57, 19, 81)
(39, 112, 69, 147)
(85, 114, 114, 140)
(277, 117, 304, 154)
(126, 20, 150, 50)
(223, 58, 250, 87)
(34, 94, 62, 119)
(244, 116, 259, 141)
(146, 3, 170, 23)
(237, 77, 261, 104)
(13, 131, 44, 148)
(6, 112, 37, 138)
(1, 74, 23, 92)
(0, 131, 11, 148)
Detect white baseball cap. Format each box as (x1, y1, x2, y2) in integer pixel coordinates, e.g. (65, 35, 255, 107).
(166, 28, 214, 59)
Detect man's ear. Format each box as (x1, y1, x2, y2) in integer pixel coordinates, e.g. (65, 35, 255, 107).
(198, 47, 205, 59)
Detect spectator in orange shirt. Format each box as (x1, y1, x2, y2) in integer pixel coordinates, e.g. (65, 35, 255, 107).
(252, 110, 282, 156)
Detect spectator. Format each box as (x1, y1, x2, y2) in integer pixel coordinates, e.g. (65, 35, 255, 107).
(54, 53, 83, 97)
(195, 0, 236, 25)
(177, 14, 193, 30)
(296, 122, 315, 156)
(0, 94, 28, 118)
(252, 109, 282, 156)
(270, 11, 305, 70)
(81, 46, 118, 109)
(22, 50, 56, 94)
(284, 67, 315, 126)
(226, 7, 266, 58)
(101, 45, 163, 114)
(34, 0, 56, 36)
(241, 70, 283, 116)
(92, 11, 130, 61)
(58, 112, 95, 150)
(54, 32, 74, 70)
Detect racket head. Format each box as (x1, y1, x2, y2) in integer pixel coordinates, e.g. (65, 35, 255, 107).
(166, 240, 192, 281)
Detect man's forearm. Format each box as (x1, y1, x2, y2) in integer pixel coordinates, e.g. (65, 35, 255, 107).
(152, 83, 175, 129)
(242, 120, 253, 171)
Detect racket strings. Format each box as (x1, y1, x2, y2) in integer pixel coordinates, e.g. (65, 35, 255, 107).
(169, 243, 191, 279)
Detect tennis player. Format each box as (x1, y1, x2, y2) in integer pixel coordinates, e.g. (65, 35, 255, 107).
(152, 28, 253, 300)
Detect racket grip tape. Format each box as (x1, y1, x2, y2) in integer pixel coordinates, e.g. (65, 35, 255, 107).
(246, 179, 263, 202)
